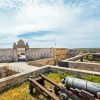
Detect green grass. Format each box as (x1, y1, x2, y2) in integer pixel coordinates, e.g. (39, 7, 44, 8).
(83, 74, 100, 83)
(46, 72, 100, 83)
(0, 72, 100, 100)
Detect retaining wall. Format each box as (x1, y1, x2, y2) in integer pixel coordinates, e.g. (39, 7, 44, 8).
(49, 66, 100, 76)
(28, 58, 55, 67)
(58, 61, 100, 72)
(0, 65, 100, 93)
(0, 66, 49, 92)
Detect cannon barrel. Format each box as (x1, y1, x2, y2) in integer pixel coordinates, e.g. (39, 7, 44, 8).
(62, 76, 100, 98)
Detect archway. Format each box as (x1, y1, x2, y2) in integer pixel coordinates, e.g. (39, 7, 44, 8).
(17, 48, 26, 61)
(13, 39, 29, 62)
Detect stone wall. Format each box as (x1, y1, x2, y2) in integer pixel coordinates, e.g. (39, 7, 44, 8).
(26, 48, 53, 61)
(49, 66, 100, 77)
(26, 48, 70, 61)
(0, 49, 15, 62)
(0, 66, 49, 92)
(0, 48, 69, 62)
(64, 53, 90, 61)
(58, 61, 100, 72)
(0, 65, 100, 93)
(28, 58, 55, 67)
(27, 48, 70, 66)
(0, 67, 18, 78)
(53, 48, 69, 61)
(0, 48, 53, 62)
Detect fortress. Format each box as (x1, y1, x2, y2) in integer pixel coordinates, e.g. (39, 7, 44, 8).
(0, 39, 68, 62)
(0, 39, 100, 63)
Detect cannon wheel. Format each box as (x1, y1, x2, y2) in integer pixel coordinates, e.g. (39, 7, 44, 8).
(54, 87, 60, 95)
(59, 93, 68, 100)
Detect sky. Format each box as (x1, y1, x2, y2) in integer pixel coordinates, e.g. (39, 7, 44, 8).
(0, 0, 100, 48)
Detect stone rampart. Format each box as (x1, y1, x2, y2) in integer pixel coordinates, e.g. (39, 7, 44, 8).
(0, 49, 15, 62)
(58, 61, 100, 72)
(26, 48, 53, 61)
(0, 65, 100, 93)
(28, 58, 55, 67)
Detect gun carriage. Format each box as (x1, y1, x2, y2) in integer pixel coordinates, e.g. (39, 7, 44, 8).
(28, 74, 100, 100)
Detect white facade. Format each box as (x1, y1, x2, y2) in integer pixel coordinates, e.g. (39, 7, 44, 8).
(0, 40, 53, 62)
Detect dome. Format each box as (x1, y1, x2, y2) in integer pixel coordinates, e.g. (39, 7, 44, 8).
(17, 39, 25, 46)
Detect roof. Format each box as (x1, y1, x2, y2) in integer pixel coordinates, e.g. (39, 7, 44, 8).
(17, 39, 25, 46)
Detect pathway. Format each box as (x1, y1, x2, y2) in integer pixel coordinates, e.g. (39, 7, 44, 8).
(0, 62, 39, 71)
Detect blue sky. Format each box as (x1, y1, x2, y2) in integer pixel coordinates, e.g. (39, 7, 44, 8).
(0, 0, 100, 48)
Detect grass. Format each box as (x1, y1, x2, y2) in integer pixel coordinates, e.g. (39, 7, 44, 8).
(0, 72, 100, 100)
(0, 82, 32, 100)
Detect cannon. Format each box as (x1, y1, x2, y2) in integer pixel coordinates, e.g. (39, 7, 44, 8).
(28, 74, 100, 100)
(62, 76, 100, 99)
(28, 74, 80, 100)
(93, 53, 100, 61)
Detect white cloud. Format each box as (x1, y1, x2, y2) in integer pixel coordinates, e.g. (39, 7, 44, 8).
(0, 0, 100, 48)
(0, 0, 82, 35)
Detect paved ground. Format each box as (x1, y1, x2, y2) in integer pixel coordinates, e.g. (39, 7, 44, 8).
(0, 62, 39, 71)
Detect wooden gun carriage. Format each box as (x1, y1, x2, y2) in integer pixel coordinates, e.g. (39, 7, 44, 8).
(28, 74, 100, 100)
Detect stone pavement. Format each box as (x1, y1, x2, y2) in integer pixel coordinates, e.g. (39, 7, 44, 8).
(0, 62, 39, 71)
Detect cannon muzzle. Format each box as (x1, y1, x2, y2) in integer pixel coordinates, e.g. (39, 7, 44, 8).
(62, 76, 100, 98)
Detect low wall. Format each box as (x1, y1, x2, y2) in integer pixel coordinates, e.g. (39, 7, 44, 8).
(0, 65, 100, 93)
(58, 61, 100, 72)
(28, 58, 55, 67)
(64, 53, 90, 61)
(49, 66, 100, 76)
(0, 66, 49, 92)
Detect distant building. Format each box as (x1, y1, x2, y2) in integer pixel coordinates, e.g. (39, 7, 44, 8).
(0, 39, 52, 62)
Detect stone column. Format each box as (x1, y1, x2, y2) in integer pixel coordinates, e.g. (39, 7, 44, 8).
(13, 43, 18, 61)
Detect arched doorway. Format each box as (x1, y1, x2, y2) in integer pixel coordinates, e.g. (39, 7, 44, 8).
(13, 39, 29, 62)
(17, 48, 26, 61)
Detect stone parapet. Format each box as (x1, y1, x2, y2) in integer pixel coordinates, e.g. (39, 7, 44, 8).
(58, 61, 100, 72)
(0, 65, 100, 93)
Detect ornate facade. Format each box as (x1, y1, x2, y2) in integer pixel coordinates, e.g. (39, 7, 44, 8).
(13, 39, 29, 49)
